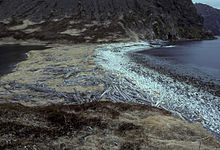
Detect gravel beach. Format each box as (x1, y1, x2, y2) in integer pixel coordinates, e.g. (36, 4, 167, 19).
(94, 41, 220, 139)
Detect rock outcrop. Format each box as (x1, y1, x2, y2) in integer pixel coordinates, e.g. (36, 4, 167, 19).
(195, 3, 220, 35)
(0, 0, 214, 42)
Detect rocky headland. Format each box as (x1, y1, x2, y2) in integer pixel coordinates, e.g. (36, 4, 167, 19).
(195, 3, 220, 35)
(0, 0, 220, 149)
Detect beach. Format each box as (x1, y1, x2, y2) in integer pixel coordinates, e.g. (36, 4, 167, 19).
(0, 39, 220, 148)
(1, 40, 219, 138)
(0, 41, 105, 106)
(94, 41, 220, 139)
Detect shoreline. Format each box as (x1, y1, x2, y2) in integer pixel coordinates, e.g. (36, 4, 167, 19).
(0, 39, 220, 140)
(0, 44, 50, 77)
(130, 52, 220, 97)
(94, 41, 220, 139)
(0, 40, 105, 106)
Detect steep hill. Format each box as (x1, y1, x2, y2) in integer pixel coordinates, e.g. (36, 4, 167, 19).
(195, 3, 220, 35)
(0, 0, 214, 42)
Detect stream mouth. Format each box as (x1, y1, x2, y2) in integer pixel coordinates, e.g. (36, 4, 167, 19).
(0, 44, 49, 77)
(95, 41, 220, 139)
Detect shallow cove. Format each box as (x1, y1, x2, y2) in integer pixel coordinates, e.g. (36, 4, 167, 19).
(137, 36, 220, 82)
(0, 44, 49, 77)
(132, 37, 220, 97)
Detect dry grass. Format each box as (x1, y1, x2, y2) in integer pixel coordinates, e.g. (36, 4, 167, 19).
(0, 39, 219, 149)
(0, 42, 104, 105)
(0, 101, 219, 150)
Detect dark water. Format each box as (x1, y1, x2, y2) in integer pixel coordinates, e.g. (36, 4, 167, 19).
(0, 44, 48, 77)
(130, 37, 220, 98)
(137, 37, 220, 83)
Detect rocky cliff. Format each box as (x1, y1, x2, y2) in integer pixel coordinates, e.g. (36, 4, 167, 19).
(195, 3, 220, 35)
(0, 0, 214, 42)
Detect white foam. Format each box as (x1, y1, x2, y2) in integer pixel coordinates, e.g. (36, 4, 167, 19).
(95, 41, 220, 137)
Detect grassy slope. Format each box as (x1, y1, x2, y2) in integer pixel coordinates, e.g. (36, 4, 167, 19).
(0, 101, 219, 150)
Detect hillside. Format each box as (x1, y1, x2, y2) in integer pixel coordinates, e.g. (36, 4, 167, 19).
(0, 0, 214, 42)
(195, 3, 220, 35)
(0, 102, 220, 149)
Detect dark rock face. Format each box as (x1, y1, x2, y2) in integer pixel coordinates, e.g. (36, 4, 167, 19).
(195, 3, 220, 35)
(0, 0, 214, 42)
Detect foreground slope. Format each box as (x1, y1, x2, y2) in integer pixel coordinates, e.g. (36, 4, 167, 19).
(0, 101, 220, 150)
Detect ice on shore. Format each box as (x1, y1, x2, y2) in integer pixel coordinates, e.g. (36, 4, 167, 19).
(95, 41, 220, 138)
